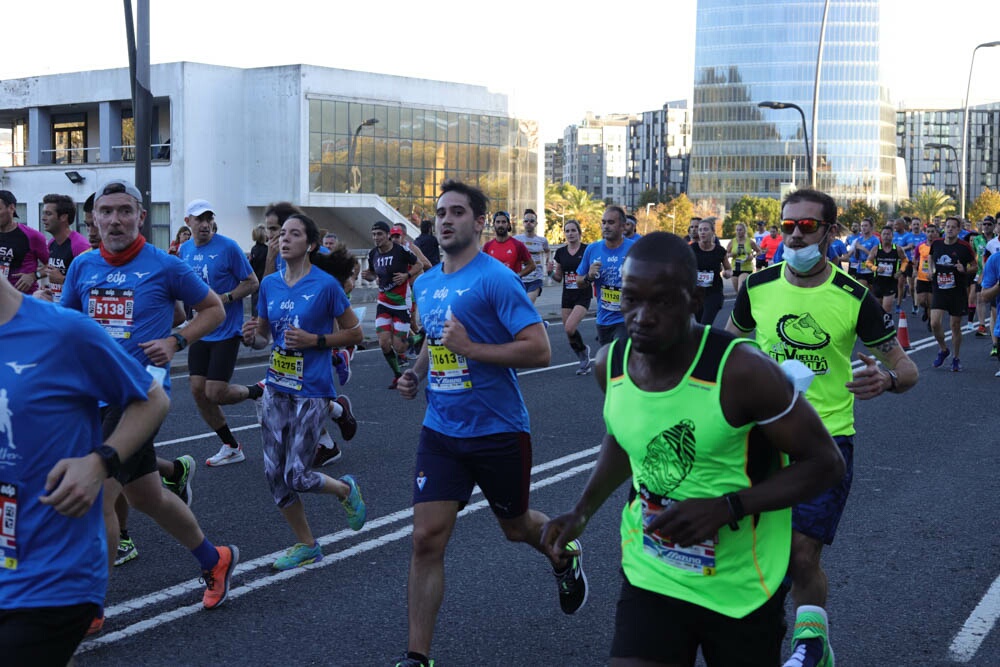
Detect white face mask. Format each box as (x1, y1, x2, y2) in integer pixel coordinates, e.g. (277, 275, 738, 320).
(784, 243, 823, 273)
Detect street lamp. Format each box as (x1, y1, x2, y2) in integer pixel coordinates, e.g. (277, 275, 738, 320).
(926, 142, 960, 201)
(348, 117, 379, 193)
(758, 101, 813, 189)
(960, 40, 1000, 220)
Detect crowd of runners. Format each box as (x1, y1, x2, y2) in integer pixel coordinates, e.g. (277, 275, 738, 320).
(8, 176, 999, 666)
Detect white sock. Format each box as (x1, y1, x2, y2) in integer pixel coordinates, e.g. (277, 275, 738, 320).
(317, 429, 335, 450)
(329, 400, 343, 419)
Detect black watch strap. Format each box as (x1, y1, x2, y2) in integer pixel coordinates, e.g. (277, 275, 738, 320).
(316, 334, 327, 348)
(171, 332, 187, 350)
(95, 445, 121, 479)
(724, 492, 745, 531)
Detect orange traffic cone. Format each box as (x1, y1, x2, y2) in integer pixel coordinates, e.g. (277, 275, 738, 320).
(897, 309, 911, 350)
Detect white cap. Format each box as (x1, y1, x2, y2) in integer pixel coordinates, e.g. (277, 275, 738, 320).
(186, 199, 214, 218)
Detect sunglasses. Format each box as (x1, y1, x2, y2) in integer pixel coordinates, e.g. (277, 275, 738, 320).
(781, 218, 825, 234)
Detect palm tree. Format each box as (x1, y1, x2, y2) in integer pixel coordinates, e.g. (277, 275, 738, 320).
(899, 188, 955, 222)
(544, 182, 605, 243)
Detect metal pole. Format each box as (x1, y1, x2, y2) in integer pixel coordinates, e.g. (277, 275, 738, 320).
(810, 0, 830, 190)
(960, 41, 1000, 220)
(134, 0, 153, 239)
(795, 105, 814, 189)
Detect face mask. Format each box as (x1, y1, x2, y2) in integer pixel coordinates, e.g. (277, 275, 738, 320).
(784, 243, 823, 273)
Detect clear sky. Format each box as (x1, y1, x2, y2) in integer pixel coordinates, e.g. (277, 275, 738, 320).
(1, 0, 998, 142)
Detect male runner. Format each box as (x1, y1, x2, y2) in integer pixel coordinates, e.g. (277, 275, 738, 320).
(971, 216, 995, 337)
(727, 188, 918, 667)
(929, 216, 977, 372)
(363, 221, 421, 389)
(483, 211, 534, 277)
(850, 218, 879, 287)
(39, 193, 90, 303)
(543, 232, 845, 667)
(391, 224, 431, 359)
(514, 209, 550, 303)
(901, 217, 926, 314)
(0, 190, 49, 293)
(177, 199, 260, 466)
(393, 180, 587, 667)
(59, 179, 238, 632)
(578, 206, 635, 345)
(623, 213, 641, 240)
(0, 276, 170, 665)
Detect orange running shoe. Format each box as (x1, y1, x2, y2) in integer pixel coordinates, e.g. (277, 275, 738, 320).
(86, 613, 105, 636)
(202, 545, 239, 609)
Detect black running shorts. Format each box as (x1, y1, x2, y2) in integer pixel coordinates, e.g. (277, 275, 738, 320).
(187, 336, 242, 382)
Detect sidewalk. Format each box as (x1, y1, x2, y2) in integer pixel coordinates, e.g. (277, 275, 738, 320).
(169, 278, 584, 375)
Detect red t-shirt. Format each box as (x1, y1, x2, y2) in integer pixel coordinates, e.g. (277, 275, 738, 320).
(483, 237, 532, 274)
(759, 234, 782, 262)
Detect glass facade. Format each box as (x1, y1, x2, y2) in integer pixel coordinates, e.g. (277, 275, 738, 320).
(308, 98, 537, 218)
(689, 0, 897, 210)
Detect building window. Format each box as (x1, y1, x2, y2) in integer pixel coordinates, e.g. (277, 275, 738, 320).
(52, 113, 86, 164)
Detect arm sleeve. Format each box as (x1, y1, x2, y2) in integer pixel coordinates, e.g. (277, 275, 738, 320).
(59, 259, 83, 311)
(516, 240, 532, 265)
(857, 292, 896, 345)
(70, 233, 92, 257)
(29, 228, 50, 266)
(982, 255, 1000, 289)
(729, 282, 756, 332)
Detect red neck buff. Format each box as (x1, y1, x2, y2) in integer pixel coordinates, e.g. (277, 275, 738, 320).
(100, 235, 146, 266)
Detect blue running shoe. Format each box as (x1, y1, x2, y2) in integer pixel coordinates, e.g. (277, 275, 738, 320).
(952, 357, 962, 372)
(273, 542, 323, 570)
(340, 475, 366, 531)
(932, 348, 950, 368)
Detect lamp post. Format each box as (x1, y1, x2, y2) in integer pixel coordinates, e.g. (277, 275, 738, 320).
(960, 40, 1000, 220)
(926, 142, 960, 202)
(348, 118, 379, 193)
(759, 101, 813, 188)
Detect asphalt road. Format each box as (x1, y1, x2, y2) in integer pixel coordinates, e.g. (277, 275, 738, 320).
(73, 297, 1000, 667)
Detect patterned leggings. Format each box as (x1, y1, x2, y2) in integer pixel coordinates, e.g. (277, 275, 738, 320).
(259, 387, 329, 508)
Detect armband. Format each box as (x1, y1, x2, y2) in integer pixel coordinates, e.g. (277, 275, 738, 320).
(724, 492, 745, 531)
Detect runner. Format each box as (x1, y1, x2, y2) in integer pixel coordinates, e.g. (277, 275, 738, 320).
(547, 218, 592, 374)
(483, 211, 534, 278)
(929, 216, 977, 372)
(578, 206, 635, 345)
(913, 225, 940, 329)
(692, 219, 731, 326)
(972, 216, 995, 337)
(393, 180, 587, 667)
(864, 226, 908, 315)
(514, 209, 550, 304)
(39, 193, 90, 303)
(844, 222, 861, 278)
(850, 219, 879, 287)
(901, 217, 926, 314)
(726, 222, 760, 292)
(242, 212, 366, 570)
(0, 276, 170, 667)
(0, 190, 49, 293)
(727, 188, 918, 667)
(542, 231, 844, 667)
(758, 224, 782, 267)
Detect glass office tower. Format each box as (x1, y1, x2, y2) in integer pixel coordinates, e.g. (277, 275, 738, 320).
(689, 0, 897, 211)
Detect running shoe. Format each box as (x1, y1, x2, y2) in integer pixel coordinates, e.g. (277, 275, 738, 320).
(991, 346, 998, 358)
(331, 395, 357, 441)
(952, 357, 962, 372)
(784, 607, 834, 667)
(397, 353, 409, 369)
(206, 444, 245, 467)
(394, 657, 434, 667)
(994, 368, 1000, 377)
(911, 304, 918, 314)
(313, 442, 342, 468)
(114, 537, 139, 566)
(163, 454, 196, 506)
(932, 348, 950, 368)
(542, 320, 550, 330)
(576, 345, 593, 375)
(334, 348, 352, 385)
(554, 539, 588, 615)
(975, 324, 989, 337)
(273, 542, 323, 571)
(86, 614, 105, 637)
(894, 305, 901, 313)
(202, 545, 239, 609)
(339, 474, 367, 531)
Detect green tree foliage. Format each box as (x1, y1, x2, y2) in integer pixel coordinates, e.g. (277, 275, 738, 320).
(899, 188, 955, 222)
(544, 181, 605, 244)
(839, 200, 884, 229)
(637, 188, 661, 207)
(723, 196, 780, 238)
(968, 188, 1000, 222)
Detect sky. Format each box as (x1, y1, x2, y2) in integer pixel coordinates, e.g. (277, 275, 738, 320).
(1, 0, 998, 142)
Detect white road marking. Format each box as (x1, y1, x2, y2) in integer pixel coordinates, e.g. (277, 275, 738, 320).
(948, 572, 1000, 662)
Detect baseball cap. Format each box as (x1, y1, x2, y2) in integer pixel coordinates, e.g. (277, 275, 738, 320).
(94, 179, 143, 204)
(186, 199, 214, 218)
(372, 221, 391, 234)
(390, 224, 405, 236)
(0, 190, 18, 217)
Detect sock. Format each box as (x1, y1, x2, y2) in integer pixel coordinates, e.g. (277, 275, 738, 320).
(192, 538, 220, 571)
(968, 305, 976, 322)
(330, 400, 343, 419)
(119, 529, 130, 540)
(405, 651, 430, 667)
(246, 383, 264, 400)
(167, 460, 184, 483)
(787, 638, 825, 667)
(215, 425, 238, 448)
(384, 350, 401, 375)
(567, 330, 585, 353)
(317, 429, 336, 450)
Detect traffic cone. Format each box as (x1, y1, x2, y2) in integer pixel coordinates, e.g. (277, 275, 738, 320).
(897, 309, 911, 350)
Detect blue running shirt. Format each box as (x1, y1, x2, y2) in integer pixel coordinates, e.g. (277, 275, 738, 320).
(0, 297, 151, 609)
(414, 252, 540, 437)
(258, 267, 350, 398)
(61, 244, 210, 393)
(577, 238, 635, 326)
(178, 234, 254, 341)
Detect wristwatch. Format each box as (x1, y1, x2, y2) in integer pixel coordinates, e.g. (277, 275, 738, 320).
(316, 334, 327, 348)
(171, 332, 188, 351)
(885, 369, 898, 392)
(34, 269, 44, 279)
(224, 292, 233, 304)
(94, 445, 121, 478)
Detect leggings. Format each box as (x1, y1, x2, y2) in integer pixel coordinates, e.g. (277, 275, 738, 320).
(259, 386, 330, 508)
(697, 289, 724, 326)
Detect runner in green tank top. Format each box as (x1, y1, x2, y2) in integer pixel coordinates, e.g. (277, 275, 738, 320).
(726, 222, 761, 293)
(542, 232, 844, 667)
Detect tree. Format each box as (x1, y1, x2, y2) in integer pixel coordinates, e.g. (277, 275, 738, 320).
(968, 188, 1000, 222)
(636, 194, 694, 236)
(899, 188, 955, 222)
(544, 181, 604, 244)
(723, 196, 780, 238)
(637, 188, 661, 207)
(839, 200, 884, 230)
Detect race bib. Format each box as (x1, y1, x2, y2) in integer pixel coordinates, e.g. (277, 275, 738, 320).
(936, 272, 956, 290)
(48, 282, 64, 304)
(428, 338, 471, 392)
(267, 346, 305, 391)
(1, 481, 17, 570)
(88, 288, 135, 339)
(877, 261, 894, 277)
(564, 272, 579, 290)
(639, 488, 717, 576)
(697, 271, 714, 287)
(0, 262, 9, 281)
(600, 285, 621, 312)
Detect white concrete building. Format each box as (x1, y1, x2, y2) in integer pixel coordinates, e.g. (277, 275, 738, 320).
(561, 113, 634, 204)
(0, 62, 538, 249)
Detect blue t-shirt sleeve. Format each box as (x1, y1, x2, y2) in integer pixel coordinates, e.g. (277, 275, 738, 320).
(60, 257, 84, 311)
(772, 243, 784, 263)
(982, 254, 1000, 289)
(488, 265, 541, 337)
(327, 278, 350, 320)
(168, 255, 211, 305)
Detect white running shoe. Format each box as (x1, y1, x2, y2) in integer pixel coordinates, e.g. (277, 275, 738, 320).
(576, 345, 593, 375)
(206, 444, 245, 467)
